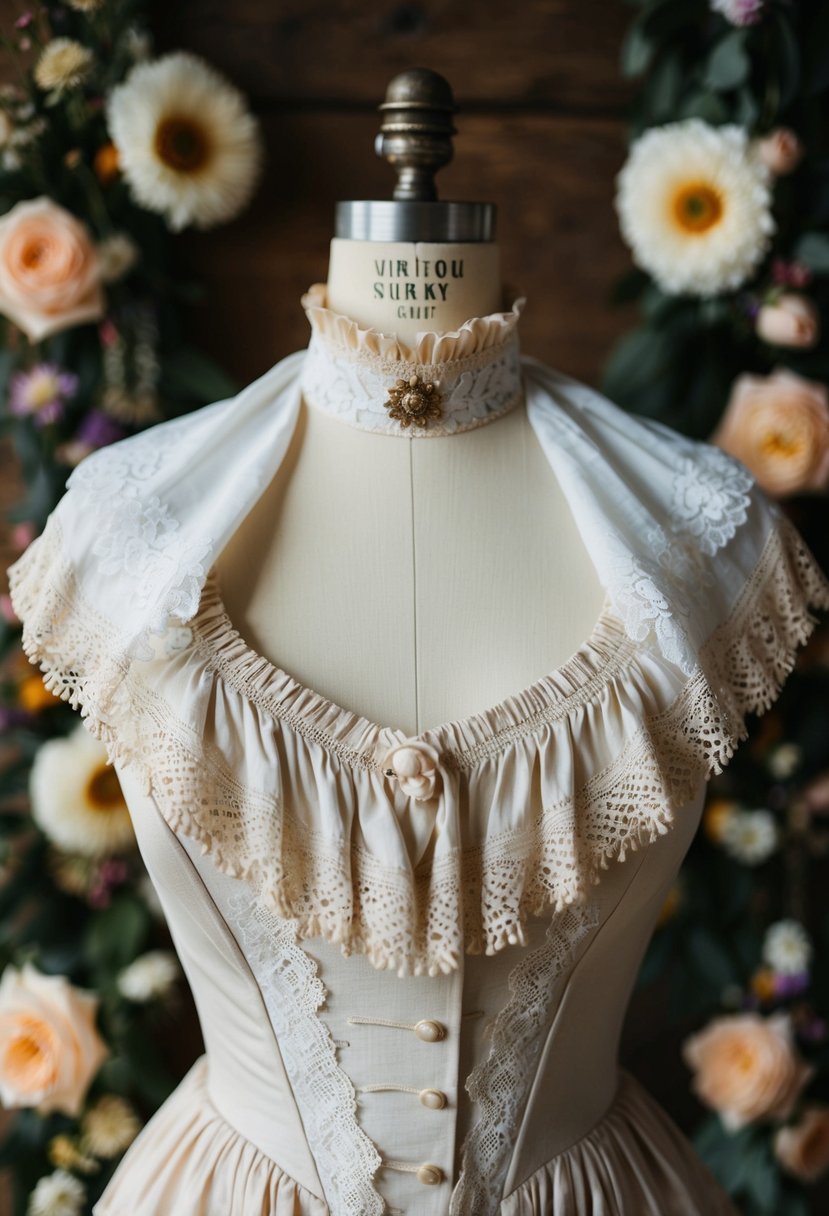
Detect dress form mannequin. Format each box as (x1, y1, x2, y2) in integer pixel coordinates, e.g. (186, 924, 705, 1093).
(215, 71, 604, 736)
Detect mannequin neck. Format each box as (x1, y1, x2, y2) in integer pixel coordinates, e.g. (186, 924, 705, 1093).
(325, 237, 502, 342)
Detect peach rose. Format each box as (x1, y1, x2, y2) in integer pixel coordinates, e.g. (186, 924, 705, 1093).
(755, 293, 820, 349)
(682, 1012, 813, 1130)
(712, 369, 829, 497)
(0, 196, 104, 341)
(756, 128, 804, 176)
(775, 1105, 829, 1182)
(0, 962, 108, 1115)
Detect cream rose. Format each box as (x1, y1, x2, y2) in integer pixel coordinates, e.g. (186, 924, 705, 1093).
(0, 197, 105, 341)
(756, 128, 804, 176)
(0, 962, 108, 1115)
(682, 1012, 812, 1130)
(755, 293, 820, 348)
(381, 739, 442, 801)
(712, 369, 829, 496)
(774, 1105, 829, 1182)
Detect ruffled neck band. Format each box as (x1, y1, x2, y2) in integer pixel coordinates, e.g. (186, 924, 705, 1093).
(299, 283, 526, 437)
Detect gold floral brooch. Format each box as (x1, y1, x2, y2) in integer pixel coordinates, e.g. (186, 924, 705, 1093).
(384, 374, 443, 429)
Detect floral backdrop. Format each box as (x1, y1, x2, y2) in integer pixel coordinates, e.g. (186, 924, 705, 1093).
(0, 0, 827, 1215)
(0, 2, 263, 1213)
(605, 1, 829, 1213)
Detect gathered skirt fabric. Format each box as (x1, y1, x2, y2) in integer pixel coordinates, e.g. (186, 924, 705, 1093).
(92, 1058, 736, 1215)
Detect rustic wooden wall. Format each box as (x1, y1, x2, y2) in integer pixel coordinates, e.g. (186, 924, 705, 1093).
(153, 0, 639, 386)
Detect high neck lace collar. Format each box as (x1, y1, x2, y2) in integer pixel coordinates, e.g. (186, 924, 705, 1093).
(299, 282, 526, 437)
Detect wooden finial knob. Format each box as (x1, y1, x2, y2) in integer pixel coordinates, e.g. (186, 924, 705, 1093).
(375, 68, 458, 202)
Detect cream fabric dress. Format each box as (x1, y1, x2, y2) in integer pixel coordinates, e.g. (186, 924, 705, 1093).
(8, 286, 829, 1216)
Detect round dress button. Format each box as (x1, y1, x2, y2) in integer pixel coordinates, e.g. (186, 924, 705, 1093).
(416, 1163, 444, 1186)
(419, 1088, 448, 1110)
(414, 1019, 445, 1042)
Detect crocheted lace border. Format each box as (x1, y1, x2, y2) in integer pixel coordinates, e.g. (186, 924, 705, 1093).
(8, 511, 829, 977)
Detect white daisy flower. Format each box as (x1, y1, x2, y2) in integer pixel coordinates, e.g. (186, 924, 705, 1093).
(81, 1094, 141, 1158)
(721, 808, 779, 865)
(29, 724, 135, 858)
(27, 1170, 85, 1216)
(105, 51, 263, 231)
(116, 950, 179, 1003)
(767, 743, 803, 780)
(34, 40, 93, 94)
(615, 118, 775, 296)
(763, 920, 813, 976)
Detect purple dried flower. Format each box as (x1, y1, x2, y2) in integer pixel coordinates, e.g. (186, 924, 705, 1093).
(76, 409, 126, 449)
(8, 364, 79, 427)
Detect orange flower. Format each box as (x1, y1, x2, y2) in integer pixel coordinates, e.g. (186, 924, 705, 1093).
(94, 143, 120, 185)
(0, 197, 104, 342)
(17, 673, 61, 712)
(751, 967, 777, 1003)
(775, 1105, 829, 1182)
(0, 963, 108, 1115)
(682, 1012, 813, 1130)
(703, 798, 738, 844)
(713, 369, 829, 497)
(756, 128, 804, 176)
(656, 881, 682, 926)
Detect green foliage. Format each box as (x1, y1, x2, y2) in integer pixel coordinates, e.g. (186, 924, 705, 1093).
(611, 1, 829, 1211)
(0, 3, 258, 1211)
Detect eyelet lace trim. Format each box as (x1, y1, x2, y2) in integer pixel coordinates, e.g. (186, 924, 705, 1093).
(8, 509, 828, 978)
(227, 889, 384, 1216)
(450, 901, 600, 1215)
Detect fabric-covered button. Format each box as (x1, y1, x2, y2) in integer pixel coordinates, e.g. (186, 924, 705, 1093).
(381, 738, 442, 801)
(419, 1088, 447, 1109)
(414, 1019, 445, 1042)
(416, 1163, 444, 1186)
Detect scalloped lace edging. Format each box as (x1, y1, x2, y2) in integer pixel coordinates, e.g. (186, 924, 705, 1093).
(227, 889, 383, 1216)
(7, 511, 829, 977)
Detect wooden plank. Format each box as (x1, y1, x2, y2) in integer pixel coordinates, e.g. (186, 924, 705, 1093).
(175, 110, 637, 390)
(153, 0, 636, 114)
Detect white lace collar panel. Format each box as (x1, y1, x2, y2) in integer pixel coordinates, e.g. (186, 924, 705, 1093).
(7, 292, 829, 979)
(299, 282, 525, 436)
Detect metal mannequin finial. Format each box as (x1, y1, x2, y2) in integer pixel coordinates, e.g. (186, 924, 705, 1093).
(335, 68, 495, 243)
(374, 69, 457, 202)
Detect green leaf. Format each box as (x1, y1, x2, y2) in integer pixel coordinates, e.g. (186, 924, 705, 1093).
(704, 30, 750, 91)
(620, 20, 653, 78)
(686, 925, 738, 993)
(601, 325, 674, 398)
(677, 90, 729, 124)
(793, 231, 829, 274)
(83, 893, 151, 972)
(160, 347, 240, 406)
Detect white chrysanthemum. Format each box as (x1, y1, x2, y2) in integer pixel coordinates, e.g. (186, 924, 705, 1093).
(29, 723, 135, 858)
(711, 0, 765, 26)
(615, 119, 775, 296)
(767, 742, 803, 779)
(34, 40, 93, 93)
(105, 51, 263, 231)
(763, 920, 813, 976)
(81, 1094, 141, 1157)
(27, 1170, 85, 1216)
(116, 950, 179, 1002)
(96, 232, 139, 283)
(721, 808, 779, 865)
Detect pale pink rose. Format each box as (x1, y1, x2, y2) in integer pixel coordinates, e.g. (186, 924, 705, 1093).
(682, 1012, 813, 1130)
(0, 197, 105, 341)
(712, 369, 829, 496)
(756, 128, 804, 175)
(755, 294, 820, 349)
(0, 962, 108, 1115)
(381, 739, 442, 801)
(775, 1105, 829, 1182)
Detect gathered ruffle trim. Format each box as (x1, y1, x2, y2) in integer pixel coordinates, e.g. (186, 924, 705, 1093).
(499, 1069, 738, 1215)
(92, 1056, 328, 1216)
(7, 511, 829, 978)
(301, 282, 525, 367)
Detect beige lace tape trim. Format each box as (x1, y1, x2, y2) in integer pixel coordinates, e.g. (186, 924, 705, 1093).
(8, 511, 829, 977)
